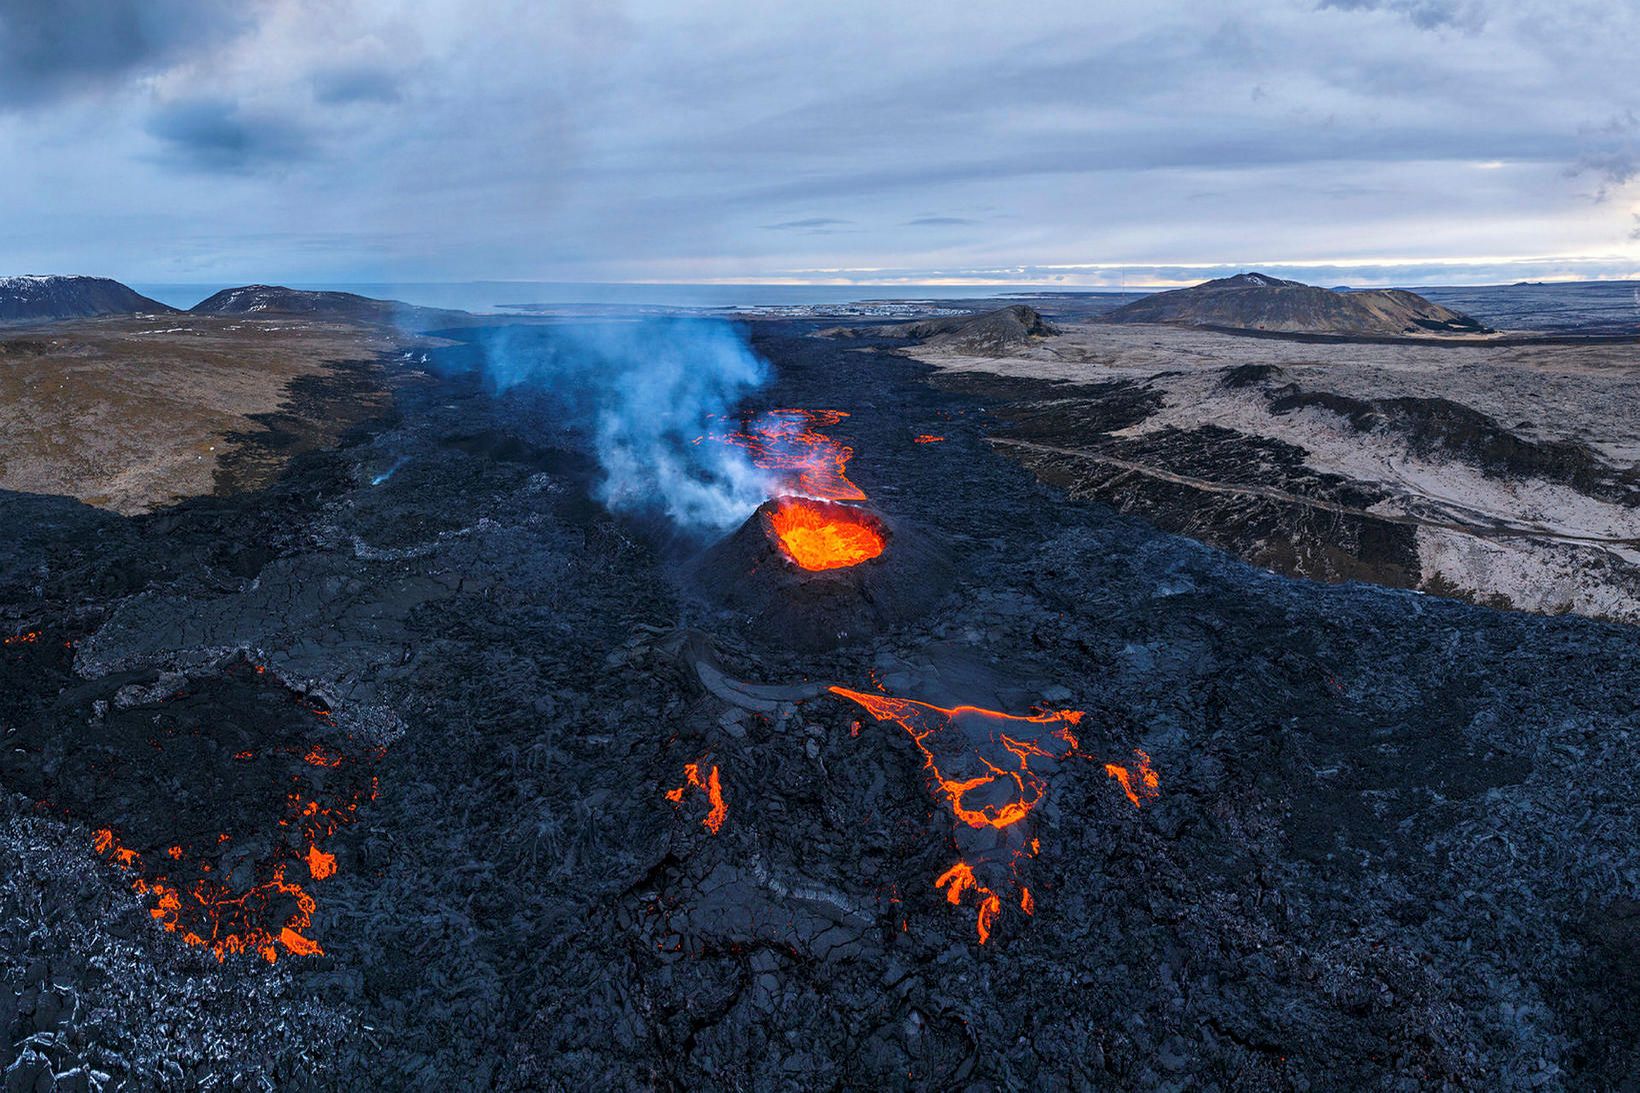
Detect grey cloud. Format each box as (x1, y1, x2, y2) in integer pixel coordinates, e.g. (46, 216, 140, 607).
(763, 217, 853, 232)
(1, 1, 1635, 285)
(0, 0, 251, 108)
(1316, 0, 1484, 31)
(312, 65, 404, 106)
(144, 97, 310, 173)
(1569, 112, 1640, 198)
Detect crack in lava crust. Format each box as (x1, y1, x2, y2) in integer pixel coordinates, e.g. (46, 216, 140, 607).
(830, 686, 1158, 944)
(665, 760, 728, 834)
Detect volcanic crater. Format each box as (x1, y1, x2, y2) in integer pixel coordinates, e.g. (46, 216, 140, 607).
(691, 495, 953, 651)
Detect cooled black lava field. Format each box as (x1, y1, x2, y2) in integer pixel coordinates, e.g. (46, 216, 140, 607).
(4, 322, 1639, 1089)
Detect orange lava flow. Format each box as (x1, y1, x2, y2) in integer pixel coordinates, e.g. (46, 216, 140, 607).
(829, 687, 1083, 832)
(935, 861, 1003, 944)
(94, 828, 326, 963)
(912, 435, 945, 444)
(768, 498, 885, 571)
(87, 726, 379, 963)
(3, 629, 41, 646)
(708, 408, 866, 502)
(1104, 749, 1160, 807)
(666, 760, 727, 834)
(831, 685, 1159, 944)
(830, 686, 1087, 943)
(306, 844, 337, 880)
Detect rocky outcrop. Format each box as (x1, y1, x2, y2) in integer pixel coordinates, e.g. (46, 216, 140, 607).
(823, 304, 1060, 356)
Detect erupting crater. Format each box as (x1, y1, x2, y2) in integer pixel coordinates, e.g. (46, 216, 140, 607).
(691, 407, 952, 648)
(767, 497, 886, 572)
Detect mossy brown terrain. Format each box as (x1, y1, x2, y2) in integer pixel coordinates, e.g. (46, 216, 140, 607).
(0, 315, 417, 513)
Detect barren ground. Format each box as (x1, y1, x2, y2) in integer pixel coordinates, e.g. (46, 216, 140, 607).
(911, 321, 1640, 621)
(0, 316, 421, 514)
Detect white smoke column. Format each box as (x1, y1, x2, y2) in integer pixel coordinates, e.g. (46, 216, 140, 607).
(478, 318, 773, 530)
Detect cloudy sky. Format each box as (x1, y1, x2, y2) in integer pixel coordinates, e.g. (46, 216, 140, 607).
(1, 0, 1638, 287)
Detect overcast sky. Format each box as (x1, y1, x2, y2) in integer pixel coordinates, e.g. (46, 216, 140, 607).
(1, 0, 1637, 287)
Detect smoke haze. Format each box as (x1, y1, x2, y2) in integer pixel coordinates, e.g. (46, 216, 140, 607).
(476, 319, 773, 531)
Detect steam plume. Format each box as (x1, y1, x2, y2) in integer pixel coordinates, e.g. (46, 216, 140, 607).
(476, 318, 772, 529)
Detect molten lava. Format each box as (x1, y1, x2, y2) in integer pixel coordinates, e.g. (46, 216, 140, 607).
(94, 827, 328, 963)
(83, 679, 380, 963)
(830, 685, 1158, 944)
(768, 498, 885, 571)
(666, 760, 727, 834)
(1104, 749, 1160, 807)
(710, 407, 895, 572)
(709, 408, 866, 502)
(912, 434, 945, 444)
(306, 844, 338, 880)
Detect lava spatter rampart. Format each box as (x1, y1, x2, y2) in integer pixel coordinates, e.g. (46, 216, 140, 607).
(830, 686, 1157, 944)
(666, 760, 728, 834)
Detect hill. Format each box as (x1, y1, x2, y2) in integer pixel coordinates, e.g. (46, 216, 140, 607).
(0, 275, 176, 321)
(1101, 273, 1491, 337)
(821, 304, 1059, 356)
(190, 285, 406, 322)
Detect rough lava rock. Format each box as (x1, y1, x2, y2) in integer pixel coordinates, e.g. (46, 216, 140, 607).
(1, 319, 1637, 1089)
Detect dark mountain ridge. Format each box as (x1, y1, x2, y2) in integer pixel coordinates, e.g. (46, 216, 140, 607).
(189, 285, 408, 322)
(0, 275, 176, 321)
(1103, 272, 1492, 337)
(188, 284, 474, 331)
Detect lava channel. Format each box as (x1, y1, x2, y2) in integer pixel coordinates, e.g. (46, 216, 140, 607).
(830, 686, 1158, 944)
(706, 407, 866, 503)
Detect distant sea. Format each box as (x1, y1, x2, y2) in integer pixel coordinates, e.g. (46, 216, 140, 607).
(128, 278, 1640, 333)
(130, 281, 1063, 314)
(1414, 281, 1640, 334)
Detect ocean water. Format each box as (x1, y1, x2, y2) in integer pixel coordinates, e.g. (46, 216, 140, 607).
(1416, 281, 1640, 334)
(130, 281, 1054, 314)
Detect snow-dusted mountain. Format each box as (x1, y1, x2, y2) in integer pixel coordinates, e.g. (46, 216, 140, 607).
(0, 275, 177, 321)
